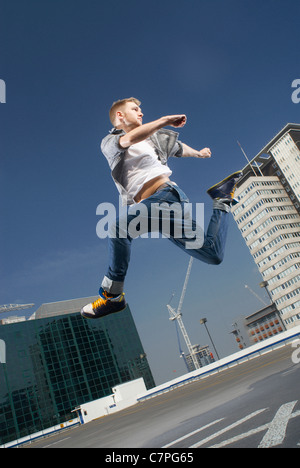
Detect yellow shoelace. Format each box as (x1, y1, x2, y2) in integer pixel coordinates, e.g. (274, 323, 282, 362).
(92, 296, 107, 309)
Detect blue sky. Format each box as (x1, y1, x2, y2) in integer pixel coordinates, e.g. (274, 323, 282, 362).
(0, 0, 299, 384)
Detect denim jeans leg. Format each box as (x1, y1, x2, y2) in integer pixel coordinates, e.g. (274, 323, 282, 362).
(197, 209, 230, 265)
(101, 187, 178, 294)
(101, 186, 230, 294)
(101, 212, 133, 295)
(101, 199, 155, 294)
(168, 208, 229, 265)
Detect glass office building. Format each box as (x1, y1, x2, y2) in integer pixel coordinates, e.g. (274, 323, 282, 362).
(0, 298, 155, 445)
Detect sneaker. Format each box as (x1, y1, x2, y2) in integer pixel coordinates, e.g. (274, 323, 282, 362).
(207, 170, 243, 203)
(81, 289, 126, 319)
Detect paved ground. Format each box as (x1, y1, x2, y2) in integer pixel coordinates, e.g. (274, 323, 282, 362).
(26, 344, 300, 449)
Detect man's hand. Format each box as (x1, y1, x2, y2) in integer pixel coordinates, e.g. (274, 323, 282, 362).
(198, 147, 211, 158)
(182, 143, 212, 158)
(164, 115, 187, 128)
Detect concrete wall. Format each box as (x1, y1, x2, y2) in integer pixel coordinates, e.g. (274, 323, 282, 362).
(79, 378, 147, 423)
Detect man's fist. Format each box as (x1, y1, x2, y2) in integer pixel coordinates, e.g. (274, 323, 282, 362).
(199, 148, 212, 158)
(166, 114, 187, 128)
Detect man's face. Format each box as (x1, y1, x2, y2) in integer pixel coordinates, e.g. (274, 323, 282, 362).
(119, 102, 143, 129)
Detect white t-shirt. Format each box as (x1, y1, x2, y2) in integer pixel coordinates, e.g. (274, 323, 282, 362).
(121, 138, 172, 202)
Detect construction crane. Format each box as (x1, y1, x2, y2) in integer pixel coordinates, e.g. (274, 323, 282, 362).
(0, 303, 35, 314)
(167, 257, 200, 371)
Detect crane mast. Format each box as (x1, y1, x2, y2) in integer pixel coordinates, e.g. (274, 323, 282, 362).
(167, 257, 200, 371)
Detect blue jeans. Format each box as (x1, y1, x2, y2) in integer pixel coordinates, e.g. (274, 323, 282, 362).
(101, 183, 230, 294)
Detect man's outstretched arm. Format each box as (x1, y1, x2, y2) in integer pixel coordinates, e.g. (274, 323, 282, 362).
(119, 115, 187, 149)
(182, 142, 212, 159)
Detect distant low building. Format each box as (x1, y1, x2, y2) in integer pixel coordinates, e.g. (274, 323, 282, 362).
(0, 316, 26, 325)
(231, 303, 286, 349)
(185, 344, 214, 371)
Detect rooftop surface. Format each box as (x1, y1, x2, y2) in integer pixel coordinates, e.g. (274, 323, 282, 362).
(26, 343, 300, 449)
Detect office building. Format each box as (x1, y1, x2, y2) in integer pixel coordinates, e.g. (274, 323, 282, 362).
(231, 303, 285, 350)
(232, 123, 300, 329)
(0, 297, 155, 445)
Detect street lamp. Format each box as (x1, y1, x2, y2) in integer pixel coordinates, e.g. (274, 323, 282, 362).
(200, 318, 220, 360)
(259, 281, 273, 304)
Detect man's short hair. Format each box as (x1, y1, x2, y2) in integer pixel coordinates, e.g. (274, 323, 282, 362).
(109, 97, 141, 126)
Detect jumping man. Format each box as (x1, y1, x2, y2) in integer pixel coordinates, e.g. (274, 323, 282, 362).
(81, 98, 242, 319)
